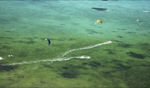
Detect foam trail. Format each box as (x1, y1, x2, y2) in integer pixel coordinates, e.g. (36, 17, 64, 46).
(1, 55, 90, 66)
(0, 57, 4, 60)
(62, 41, 112, 57)
(2, 41, 112, 66)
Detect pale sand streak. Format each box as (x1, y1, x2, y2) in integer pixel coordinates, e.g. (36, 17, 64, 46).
(62, 41, 112, 57)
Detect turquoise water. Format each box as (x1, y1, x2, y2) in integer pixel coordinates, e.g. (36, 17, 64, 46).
(0, 0, 150, 88)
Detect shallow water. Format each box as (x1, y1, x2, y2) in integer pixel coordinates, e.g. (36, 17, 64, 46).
(0, 0, 150, 88)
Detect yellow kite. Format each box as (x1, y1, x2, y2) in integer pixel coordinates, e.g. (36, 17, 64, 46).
(95, 19, 102, 24)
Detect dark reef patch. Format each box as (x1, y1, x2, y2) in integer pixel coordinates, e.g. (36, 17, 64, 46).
(49, 38, 64, 42)
(40, 81, 46, 84)
(112, 59, 131, 70)
(118, 43, 132, 48)
(0, 17, 19, 24)
(4, 30, 13, 32)
(68, 38, 76, 41)
(82, 62, 88, 65)
(0, 45, 12, 49)
(102, 59, 131, 78)
(42, 63, 52, 68)
(0, 36, 13, 40)
(112, 39, 123, 43)
(107, 50, 115, 54)
(25, 37, 34, 41)
(117, 36, 123, 38)
(140, 43, 150, 54)
(127, 51, 145, 59)
(102, 70, 117, 78)
(82, 61, 102, 68)
(126, 32, 136, 34)
(60, 64, 79, 78)
(25, 40, 36, 44)
(104, 49, 115, 54)
(61, 70, 78, 78)
(115, 63, 131, 70)
(35, 48, 44, 52)
(12, 37, 36, 44)
(140, 43, 149, 46)
(0, 64, 17, 72)
(86, 29, 99, 35)
(117, 28, 126, 30)
(120, 67, 150, 88)
(18, 51, 28, 57)
(14, 40, 36, 44)
(88, 61, 101, 68)
(17, 75, 25, 79)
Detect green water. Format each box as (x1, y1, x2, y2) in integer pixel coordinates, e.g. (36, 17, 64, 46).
(0, 0, 150, 88)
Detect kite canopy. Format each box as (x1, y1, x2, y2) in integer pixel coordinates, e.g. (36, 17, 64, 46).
(95, 19, 103, 24)
(92, 7, 107, 11)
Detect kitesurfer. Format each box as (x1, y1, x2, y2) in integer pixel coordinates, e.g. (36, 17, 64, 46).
(45, 38, 51, 45)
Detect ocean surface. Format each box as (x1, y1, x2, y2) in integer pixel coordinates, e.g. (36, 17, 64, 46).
(0, 0, 150, 88)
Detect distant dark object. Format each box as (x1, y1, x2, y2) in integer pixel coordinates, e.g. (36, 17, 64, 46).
(45, 38, 51, 45)
(92, 7, 107, 11)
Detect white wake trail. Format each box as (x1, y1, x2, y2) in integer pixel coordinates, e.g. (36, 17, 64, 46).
(2, 56, 90, 66)
(62, 41, 112, 57)
(2, 41, 112, 66)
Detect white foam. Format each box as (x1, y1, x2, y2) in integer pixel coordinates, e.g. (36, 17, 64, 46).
(2, 41, 112, 66)
(1, 55, 90, 66)
(143, 10, 150, 13)
(8, 55, 13, 58)
(0, 57, 4, 60)
(62, 41, 112, 57)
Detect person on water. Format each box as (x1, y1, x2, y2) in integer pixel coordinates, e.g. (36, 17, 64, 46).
(45, 38, 51, 45)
